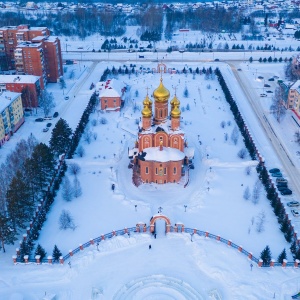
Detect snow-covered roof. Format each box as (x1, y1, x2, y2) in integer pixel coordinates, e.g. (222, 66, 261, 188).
(97, 79, 125, 98)
(0, 74, 40, 84)
(143, 146, 185, 162)
(290, 80, 300, 93)
(0, 91, 21, 113)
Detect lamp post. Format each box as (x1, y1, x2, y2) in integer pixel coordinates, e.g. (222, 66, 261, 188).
(184, 205, 187, 212)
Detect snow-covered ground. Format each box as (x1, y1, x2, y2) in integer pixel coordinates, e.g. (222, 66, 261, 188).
(1, 57, 300, 299)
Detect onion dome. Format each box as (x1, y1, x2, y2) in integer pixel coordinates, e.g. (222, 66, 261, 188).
(171, 104, 181, 118)
(143, 94, 152, 107)
(142, 105, 152, 118)
(153, 79, 170, 103)
(170, 95, 180, 108)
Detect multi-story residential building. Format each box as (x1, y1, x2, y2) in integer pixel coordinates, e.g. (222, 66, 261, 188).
(0, 74, 43, 108)
(0, 91, 24, 147)
(0, 24, 63, 84)
(288, 80, 300, 117)
(0, 24, 49, 70)
(14, 41, 47, 86)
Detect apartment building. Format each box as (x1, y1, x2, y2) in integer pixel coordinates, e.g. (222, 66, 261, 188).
(288, 80, 300, 118)
(0, 24, 63, 84)
(0, 74, 43, 108)
(0, 24, 49, 70)
(0, 91, 24, 147)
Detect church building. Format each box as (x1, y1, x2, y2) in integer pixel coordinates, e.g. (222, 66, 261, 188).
(129, 78, 194, 185)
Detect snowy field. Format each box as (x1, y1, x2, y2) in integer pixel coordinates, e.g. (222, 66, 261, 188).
(1, 59, 300, 298)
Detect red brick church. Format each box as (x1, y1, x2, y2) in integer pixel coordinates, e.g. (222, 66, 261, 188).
(129, 78, 194, 185)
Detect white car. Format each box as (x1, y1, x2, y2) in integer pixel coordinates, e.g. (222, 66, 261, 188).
(287, 201, 300, 207)
(291, 209, 300, 217)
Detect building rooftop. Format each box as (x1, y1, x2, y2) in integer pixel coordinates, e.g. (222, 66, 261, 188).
(290, 80, 300, 93)
(16, 41, 42, 48)
(143, 146, 185, 162)
(0, 91, 21, 113)
(0, 74, 40, 84)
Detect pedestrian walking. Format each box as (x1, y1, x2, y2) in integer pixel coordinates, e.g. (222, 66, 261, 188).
(149, 244, 151, 250)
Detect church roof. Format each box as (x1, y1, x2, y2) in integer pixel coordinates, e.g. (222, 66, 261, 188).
(143, 146, 185, 162)
(153, 79, 170, 103)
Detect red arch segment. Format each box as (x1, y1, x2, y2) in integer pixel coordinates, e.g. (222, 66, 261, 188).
(150, 215, 172, 233)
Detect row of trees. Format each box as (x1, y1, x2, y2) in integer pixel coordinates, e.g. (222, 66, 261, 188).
(215, 68, 257, 160)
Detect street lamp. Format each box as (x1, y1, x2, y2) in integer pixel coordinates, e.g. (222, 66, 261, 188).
(184, 205, 187, 212)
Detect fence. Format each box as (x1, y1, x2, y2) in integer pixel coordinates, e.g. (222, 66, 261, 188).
(13, 226, 297, 268)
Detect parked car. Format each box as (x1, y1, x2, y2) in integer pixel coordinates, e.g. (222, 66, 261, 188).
(269, 168, 280, 173)
(268, 78, 275, 81)
(260, 93, 267, 97)
(64, 96, 69, 100)
(264, 84, 271, 87)
(287, 201, 300, 207)
(46, 123, 52, 127)
(266, 90, 273, 93)
(35, 118, 44, 122)
(44, 116, 52, 120)
(281, 189, 293, 196)
(276, 177, 287, 184)
(53, 112, 59, 118)
(272, 172, 283, 177)
(276, 182, 288, 188)
(291, 209, 300, 217)
(277, 185, 288, 191)
(258, 76, 264, 79)
(42, 127, 49, 132)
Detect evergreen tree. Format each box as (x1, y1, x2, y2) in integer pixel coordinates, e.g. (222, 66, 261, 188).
(52, 245, 62, 262)
(277, 249, 286, 264)
(30, 143, 55, 190)
(0, 214, 17, 252)
(6, 171, 33, 231)
(183, 86, 189, 98)
(290, 241, 297, 257)
(19, 241, 31, 262)
(50, 118, 73, 156)
(260, 245, 272, 266)
(35, 244, 47, 261)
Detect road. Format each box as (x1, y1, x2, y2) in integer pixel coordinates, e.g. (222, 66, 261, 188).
(229, 62, 300, 199)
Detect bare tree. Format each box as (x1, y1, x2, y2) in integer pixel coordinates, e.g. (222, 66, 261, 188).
(68, 163, 81, 177)
(256, 210, 266, 233)
(62, 176, 74, 202)
(284, 61, 300, 81)
(83, 130, 93, 144)
(237, 148, 248, 159)
(220, 121, 226, 128)
(230, 126, 239, 145)
(243, 186, 251, 200)
(270, 86, 287, 123)
(73, 177, 82, 198)
(59, 210, 76, 230)
(252, 180, 263, 204)
(39, 90, 55, 117)
(77, 145, 85, 157)
(245, 166, 252, 175)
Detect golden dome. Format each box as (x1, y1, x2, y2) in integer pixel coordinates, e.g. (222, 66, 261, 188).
(142, 105, 152, 118)
(170, 95, 180, 108)
(171, 105, 181, 118)
(153, 79, 170, 103)
(143, 94, 152, 107)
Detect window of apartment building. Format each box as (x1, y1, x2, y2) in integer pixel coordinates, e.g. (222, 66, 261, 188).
(155, 168, 158, 175)
(145, 167, 149, 174)
(173, 167, 176, 174)
(164, 168, 166, 175)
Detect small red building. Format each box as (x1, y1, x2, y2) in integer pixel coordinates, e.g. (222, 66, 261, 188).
(97, 79, 125, 111)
